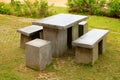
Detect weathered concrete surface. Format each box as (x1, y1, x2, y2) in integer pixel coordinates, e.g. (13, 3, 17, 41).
(25, 39, 52, 70)
(43, 27, 67, 57)
(20, 34, 31, 48)
(78, 21, 88, 37)
(72, 23, 79, 41)
(73, 29, 109, 64)
(17, 25, 43, 36)
(72, 29, 109, 48)
(75, 44, 98, 64)
(17, 25, 43, 48)
(32, 14, 88, 57)
(32, 14, 88, 30)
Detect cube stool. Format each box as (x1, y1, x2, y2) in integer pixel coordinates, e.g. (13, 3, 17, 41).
(25, 39, 52, 70)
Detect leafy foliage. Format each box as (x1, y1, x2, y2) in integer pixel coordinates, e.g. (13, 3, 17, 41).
(107, 0, 120, 18)
(0, 0, 54, 18)
(68, 0, 120, 18)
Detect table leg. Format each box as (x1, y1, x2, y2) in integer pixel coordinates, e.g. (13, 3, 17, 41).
(43, 27, 67, 57)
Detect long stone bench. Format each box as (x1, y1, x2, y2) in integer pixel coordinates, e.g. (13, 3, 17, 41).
(17, 25, 43, 48)
(72, 29, 109, 65)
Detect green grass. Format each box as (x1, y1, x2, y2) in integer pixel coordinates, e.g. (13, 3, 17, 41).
(51, 6, 69, 14)
(0, 10, 120, 80)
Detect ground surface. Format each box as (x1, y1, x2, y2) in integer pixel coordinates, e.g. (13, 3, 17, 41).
(0, 13, 120, 80)
(47, 0, 67, 7)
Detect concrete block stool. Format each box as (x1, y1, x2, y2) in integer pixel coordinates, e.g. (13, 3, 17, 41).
(25, 39, 52, 70)
(78, 21, 88, 37)
(17, 25, 43, 48)
(72, 29, 109, 65)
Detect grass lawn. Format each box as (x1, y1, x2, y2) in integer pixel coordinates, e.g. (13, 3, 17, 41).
(0, 9, 120, 80)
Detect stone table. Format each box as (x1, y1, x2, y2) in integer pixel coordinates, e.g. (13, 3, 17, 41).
(32, 13, 88, 57)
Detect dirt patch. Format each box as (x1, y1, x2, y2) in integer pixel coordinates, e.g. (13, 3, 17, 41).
(47, 0, 67, 7)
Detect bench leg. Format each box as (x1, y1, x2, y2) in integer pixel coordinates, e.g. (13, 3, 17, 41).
(39, 30, 43, 39)
(75, 47, 92, 64)
(98, 37, 106, 55)
(20, 34, 31, 48)
(92, 44, 99, 64)
(78, 21, 88, 37)
(75, 44, 98, 64)
(102, 37, 106, 53)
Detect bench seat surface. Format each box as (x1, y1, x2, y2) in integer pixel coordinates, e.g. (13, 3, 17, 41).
(72, 29, 109, 48)
(17, 25, 43, 36)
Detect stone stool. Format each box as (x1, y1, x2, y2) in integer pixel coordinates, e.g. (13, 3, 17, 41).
(25, 39, 52, 70)
(78, 21, 88, 37)
(17, 25, 43, 48)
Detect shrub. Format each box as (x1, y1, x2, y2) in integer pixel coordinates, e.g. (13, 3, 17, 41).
(68, 0, 105, 14)
(0, 2, 12, 15)
(39, 0, 49, 17)
(107, 0, 120, 18)
(0, 0, 54, 18)
(10, 1, 24, 16)
(67, 0, 120, 18)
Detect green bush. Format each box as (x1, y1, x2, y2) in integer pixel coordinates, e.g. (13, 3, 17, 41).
(68, 0, 105, 14)
(39, 0, 49, 17)
(0, 2, 12, 15)
(0, 0, 54, 18)
(107, 0, 120, 18)
(10, 1, 23, 16)
(68, 0, 120, 18)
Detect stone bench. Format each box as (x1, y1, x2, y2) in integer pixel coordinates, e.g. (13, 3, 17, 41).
(78, 21, 88, 37)
(25, 39, 52, 70)
(17, 25, 43, 48)
(72, 29, 109, 64)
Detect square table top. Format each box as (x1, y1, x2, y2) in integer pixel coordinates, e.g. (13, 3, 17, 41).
(32, 14, 88, 30)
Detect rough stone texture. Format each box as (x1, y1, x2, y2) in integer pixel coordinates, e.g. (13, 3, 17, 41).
(72, 29, 109, 64)
(72, 23, 79, 41)
(92, 44, 98, 64)
(20, 34, 31, 48)
(75, 47, 92, 64)
(17, 25, 43, 36)
(32, 14, 88, 57)
(43, 27, 67, 57)
(98, 37, 107, 55)
(32, 14, 88, 29)
(78, 21, 88, 37)
(17, 25, 43, 48)
(25, 39, 52, 70)
(75, 44, 98, 64)
(72, 29, 109, 48)
(102, 37, 106, 53)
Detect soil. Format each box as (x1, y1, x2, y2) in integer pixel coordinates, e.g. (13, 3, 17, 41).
(47, 0, 67, 7)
